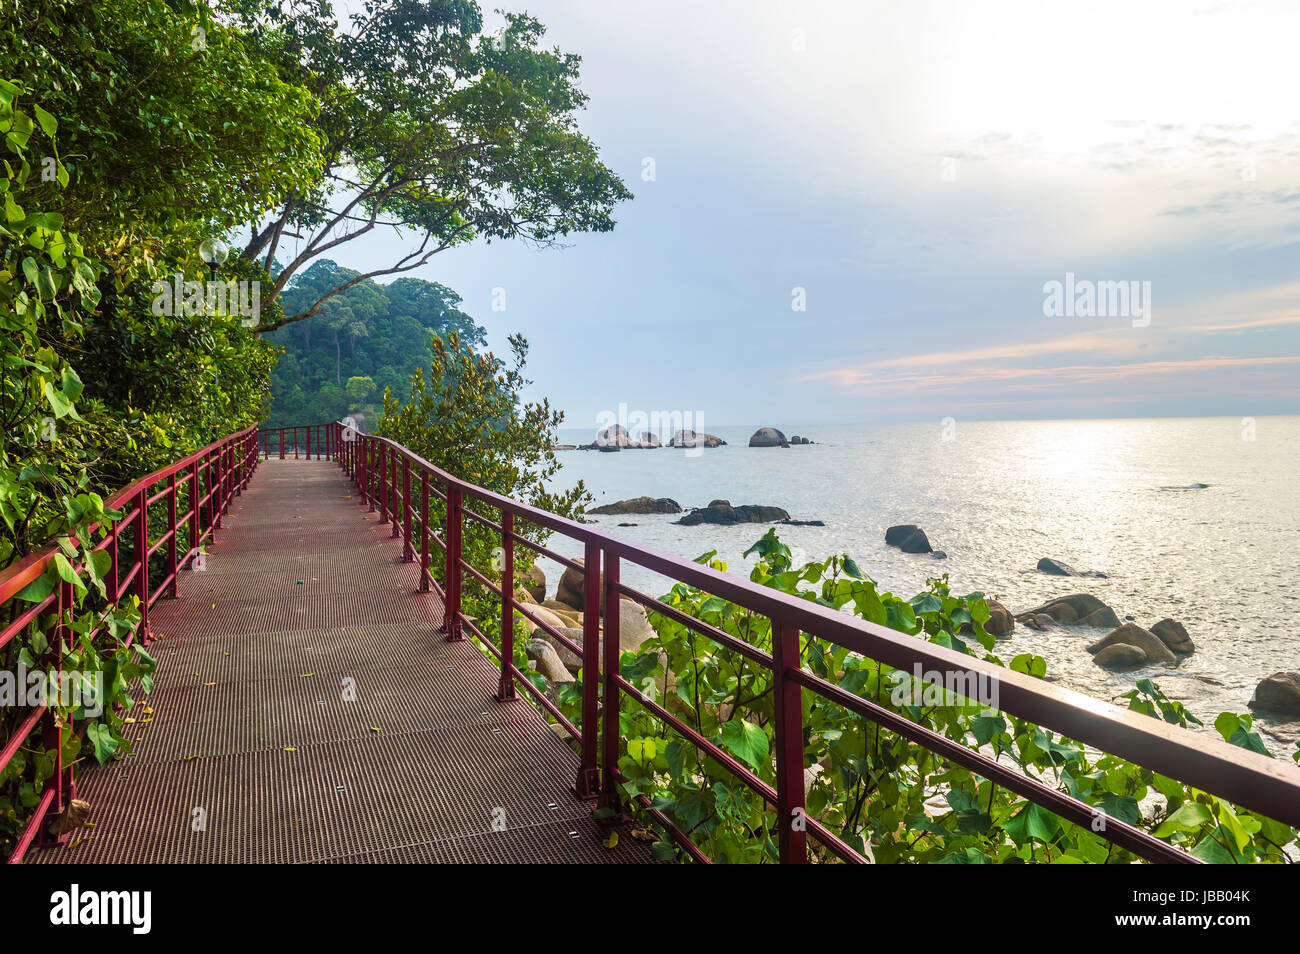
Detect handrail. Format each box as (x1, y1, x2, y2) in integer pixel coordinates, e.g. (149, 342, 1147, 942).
(0, 425, 260, 863)
(316, 419, 1300, 863)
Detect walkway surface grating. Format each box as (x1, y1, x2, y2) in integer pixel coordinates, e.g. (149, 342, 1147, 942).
(29, 459, 651, 864)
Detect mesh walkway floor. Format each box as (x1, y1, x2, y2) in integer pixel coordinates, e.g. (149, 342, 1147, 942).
(30, 458, 650, 864)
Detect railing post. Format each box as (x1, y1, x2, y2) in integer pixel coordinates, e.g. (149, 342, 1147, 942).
(600, 551, 622, 810)
(307, 425, 312, 461)
(366, 441, 376, 513)
(279, 427, 285, 460)
(401, 457, 412, 559)
(496, 512, 516, 702)
(189, 459, 200, 562)
(391, 452, 401, 539)
(419, 472, 430, 593)
(576, 541, 601, 799)
(771, 619, 807, 863)
(166, 472, 178, 598)
(135, 487, 150, 642)
(378, 444, 388, 522)
(442, 484, 463, 641)
(213, 445, 223, 530)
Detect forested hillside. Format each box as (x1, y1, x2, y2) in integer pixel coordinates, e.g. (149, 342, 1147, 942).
(264, 260, 486, 428)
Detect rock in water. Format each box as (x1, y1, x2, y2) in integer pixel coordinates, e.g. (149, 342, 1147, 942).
(985, 599, 1015, 636)
(667, 429, 726, 448)
(883, 525, 933, 554)
(749, 427, 789, 447)
(675, 502, 791, 526)
(1150, 618, 1195, 654)
(1036, 557, 1107, 578)
(1087, 623, 1176, 664)
(588, 496, 682, 516)
(1248, 672, 1300, 717)
(594, 424, 632, 449)
(1093, 643, 1149, 669)
(885, 524, 920, 546)
(1016, 594, 1117, 626)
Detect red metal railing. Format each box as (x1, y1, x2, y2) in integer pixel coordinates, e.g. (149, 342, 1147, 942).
(0, 426, 259, 863)
(323, 421, 1300, 864)
(257, 423, 337, 461)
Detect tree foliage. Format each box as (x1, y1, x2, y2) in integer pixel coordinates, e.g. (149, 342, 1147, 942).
(227, 0, 633, 329)
(265, 259, 486, 427)
(375, 330, 588, 625)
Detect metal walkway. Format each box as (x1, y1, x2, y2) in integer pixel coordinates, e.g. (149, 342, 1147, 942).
(31, 459, 650, 863)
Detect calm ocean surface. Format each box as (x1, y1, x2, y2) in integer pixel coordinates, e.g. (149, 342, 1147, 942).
(542, 417, 1300, 753)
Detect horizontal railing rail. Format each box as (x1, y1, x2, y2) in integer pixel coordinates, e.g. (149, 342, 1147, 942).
(329, 423, 1300, 862)
(0, 425, 259, 863)
(256, 423, 340, 461)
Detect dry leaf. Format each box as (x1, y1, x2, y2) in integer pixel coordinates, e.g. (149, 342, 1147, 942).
(603, 831, 619, 849)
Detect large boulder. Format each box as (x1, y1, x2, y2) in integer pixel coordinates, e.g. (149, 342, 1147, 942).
(1036, 557, 1108, 578)
(1248, 672, 1300, 717)
(885, 525, 933, 554)
(1150, 618, 1195, 654)
(749, 427, 789, 448)
(985, 599, 1015, 636)
(1092, 643, 1149, 669)
(1086, 623, 1176, 665)
(593, 424, 633, 449)
(540, 604, 657, 675)
(667, 430, 726, 448)
(885, 524, 919, 546)
(528, 639, 575, 683)
(523, 564, 546, 603)
(517, 603, 573, 636)
(588, 496, 681, 516)
(675, 501, 791, 526)
(1016, 594, 1118, 627)
(541, 599, 582, 627)
(556, 558, 592, 611)
(638, 432, 662, 448)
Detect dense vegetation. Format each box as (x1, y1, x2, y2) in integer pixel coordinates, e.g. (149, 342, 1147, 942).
(0, 0, 625, 855)
(546, 532, 1300, 863)
(264, 260, 486, 429)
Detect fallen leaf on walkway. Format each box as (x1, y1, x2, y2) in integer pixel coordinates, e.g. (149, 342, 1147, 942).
(284, 746, 297, 752)
(301, 672, 314, 678)
(369, 726, 382, 733)
(203, 682, 216, 687)
(603, 831, 619, 849)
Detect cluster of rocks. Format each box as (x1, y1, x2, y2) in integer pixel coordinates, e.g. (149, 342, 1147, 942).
(515, 560, 656, 686)
(566, 425, 728, 451)
(676, 499, 790, 526)
(588, 496, 681, 516)
(583, 496, 821, 527)
(748, 427, 814, 447)
(884, 524, 946, 559)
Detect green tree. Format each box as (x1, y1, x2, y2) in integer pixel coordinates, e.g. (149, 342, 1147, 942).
(375, 331, 587, 622)
(345, 376, 376, 410)
(228, 0, 633, 329)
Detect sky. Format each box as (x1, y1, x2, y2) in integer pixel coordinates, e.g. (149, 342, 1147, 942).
(315, 0, 1300, 430)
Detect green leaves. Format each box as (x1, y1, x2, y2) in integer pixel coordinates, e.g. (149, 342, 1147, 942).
(719, 720, 769, 771)
(1213, 712, 1271, 756)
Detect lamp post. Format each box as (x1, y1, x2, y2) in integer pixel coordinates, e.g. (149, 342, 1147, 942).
(198, 236, 229, 281)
